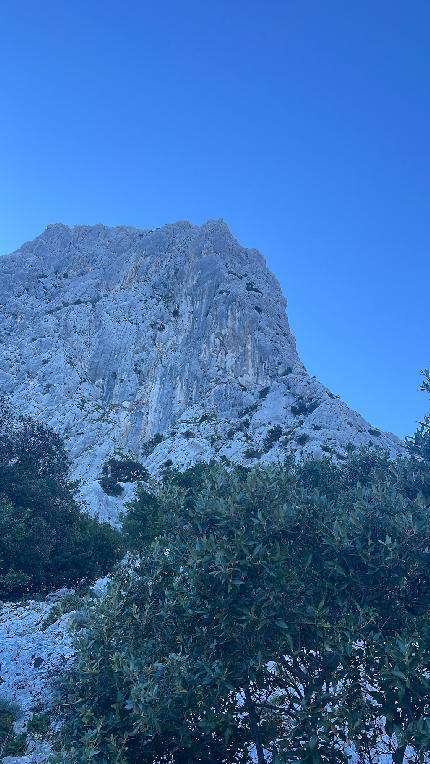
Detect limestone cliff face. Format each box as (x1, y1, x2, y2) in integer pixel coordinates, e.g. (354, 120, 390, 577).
(0, 220, 401, 520)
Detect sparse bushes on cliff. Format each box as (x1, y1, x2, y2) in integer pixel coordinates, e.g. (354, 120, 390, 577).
(0, 399, 121, 599)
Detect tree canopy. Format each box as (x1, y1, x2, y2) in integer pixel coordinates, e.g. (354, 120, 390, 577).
(56, 423, 430, 762)
(0, 399, 121, 599)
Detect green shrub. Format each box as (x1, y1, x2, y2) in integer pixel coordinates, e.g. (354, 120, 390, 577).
(99, 474, 124, 496)
(296, 432, 310, 446)
(246, 280, 262, 294)
(263, 424, 283, 450)
(291, 398, 319, 416)
(99, 456, 149, 495)
(0, 698, 19, 739)
(121, 488, 163, 550)
(182, 430, 195, 439)
(42, 590, 95, 630)
(0, 569, 31, 600)
(407, 371, 430, 464)
(27, 711, 50, 736)
(0, 698, 27, 758)
(141, 433, 164, 457)
(0, 399, 121, 599)
(239, 402, 259, 418)
(197, 412, 217, 424)
(259, 386, 270, 399)
(368, 427, 382, 436)
(244, 446, 261, 459)
(102, 457, 148, 484)
(2, 731, 27, 757)
(321, 443, 334, 454)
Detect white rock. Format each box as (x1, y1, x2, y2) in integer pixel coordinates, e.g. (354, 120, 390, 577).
(0, 598, 74, 763)
(0, 220, 403, 522)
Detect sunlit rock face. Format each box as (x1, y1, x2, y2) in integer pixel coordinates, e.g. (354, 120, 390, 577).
(0, 220, 402, 520)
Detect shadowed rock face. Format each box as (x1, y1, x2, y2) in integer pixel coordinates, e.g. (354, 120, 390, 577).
(0, 219, 402, 521)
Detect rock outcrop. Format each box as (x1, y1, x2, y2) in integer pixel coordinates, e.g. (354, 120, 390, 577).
(0, 584, 105, 764)
(0, 219, 401, 521)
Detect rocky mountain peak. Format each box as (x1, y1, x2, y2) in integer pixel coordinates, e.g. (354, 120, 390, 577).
(0, 220, 402, 521)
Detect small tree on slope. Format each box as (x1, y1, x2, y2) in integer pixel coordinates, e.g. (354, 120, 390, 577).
(0, 399, 121, 598)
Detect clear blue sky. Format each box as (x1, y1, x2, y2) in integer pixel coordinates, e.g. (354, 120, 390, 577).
(0, 1, 428, 438)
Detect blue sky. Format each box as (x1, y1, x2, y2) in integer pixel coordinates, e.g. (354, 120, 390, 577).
(0, 0, 428, 437)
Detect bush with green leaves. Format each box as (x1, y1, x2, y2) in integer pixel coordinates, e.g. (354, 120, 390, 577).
(0, 697, 27, 758)
(41, 589, 97, 630)
(27, 711, 50, 737)
(407, 369, 430, 464)
(100, 456, 149, 496)
(55, 405, 430, 764)
(0, 399, 122, 599)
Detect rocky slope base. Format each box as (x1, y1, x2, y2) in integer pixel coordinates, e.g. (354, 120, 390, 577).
(0, 220, 401, 522)
(0, 581, 107, 764)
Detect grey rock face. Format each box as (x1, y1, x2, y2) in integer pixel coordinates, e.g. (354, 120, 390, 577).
(0, 219, 402, 520)
(0, 595, 74, 764)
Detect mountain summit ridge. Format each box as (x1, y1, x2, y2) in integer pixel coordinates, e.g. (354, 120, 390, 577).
(0, 220, 402, 521)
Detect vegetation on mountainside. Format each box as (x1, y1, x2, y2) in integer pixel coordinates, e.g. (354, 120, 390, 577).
(0, 697, 27, 757)
(53, 374, 430, 764)
(99, 455, 149, 497)
(0, 399, 121, 599)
